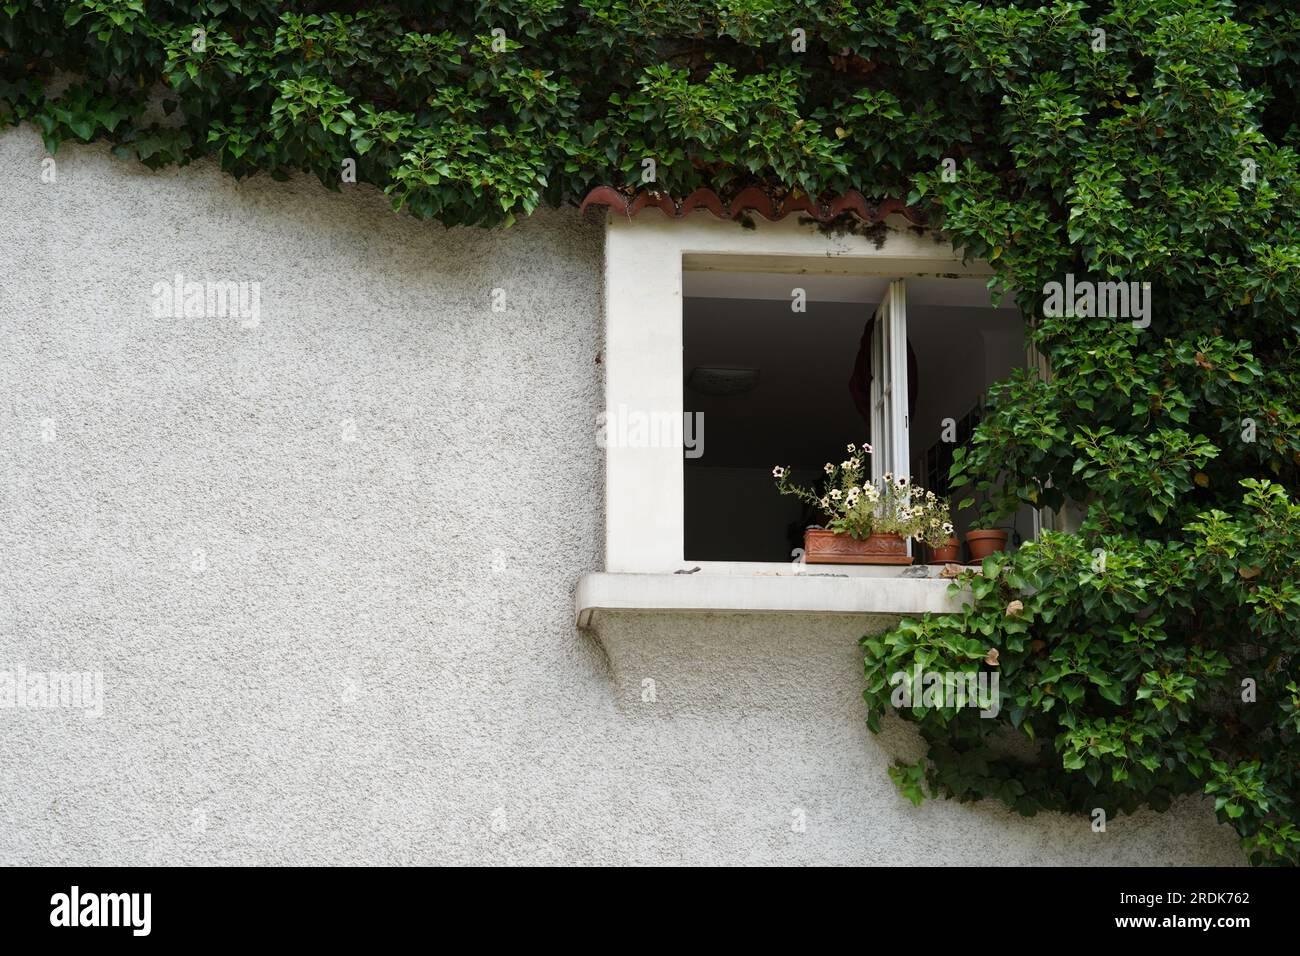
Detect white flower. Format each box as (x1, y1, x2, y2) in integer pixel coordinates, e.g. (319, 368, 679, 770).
(895, 475, 909, 488)
(772, 466, 786, 479)
(864, 483, 879, 499)
(841, 460, 852, 470)
(862, 443, 873, 454)
(824, 463, 834, 474)
(830, 489, 842, 500)
(847, 443, 856, 453)
(942, 522, 954, 535)
(883, 472, 893, 483)
(819, 497, 829, 509)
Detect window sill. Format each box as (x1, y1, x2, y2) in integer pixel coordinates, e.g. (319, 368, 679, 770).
(574, 569, 967, 629)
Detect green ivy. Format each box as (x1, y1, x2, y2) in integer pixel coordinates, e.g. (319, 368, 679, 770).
(4, 0, 1300, 864)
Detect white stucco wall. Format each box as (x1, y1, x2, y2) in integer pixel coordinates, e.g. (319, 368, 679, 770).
(0, 126, 1243, 865)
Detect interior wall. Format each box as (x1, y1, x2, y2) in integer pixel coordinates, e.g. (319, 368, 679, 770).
(683, 296, 872, 562)
(685, 465, 820, 562)
(908, 308, 993, 462)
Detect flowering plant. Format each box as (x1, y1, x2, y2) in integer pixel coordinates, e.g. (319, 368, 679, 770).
(772, 442, 954, 547)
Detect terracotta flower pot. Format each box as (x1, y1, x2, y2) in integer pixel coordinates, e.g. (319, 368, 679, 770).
(804, 529, 912, 566)
(965, 529, 1009, 561)
(927, 537, 962, 565)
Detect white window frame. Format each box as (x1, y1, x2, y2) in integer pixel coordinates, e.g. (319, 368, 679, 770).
(869, 278, 910, 484)
(601, 212, 993, 574)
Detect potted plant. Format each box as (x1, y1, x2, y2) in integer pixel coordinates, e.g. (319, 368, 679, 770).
(964, 527, 1010, 561)
(772, 443, 954, 566)
(927, 535, 962, 565)
(955, 489, 1012, 562)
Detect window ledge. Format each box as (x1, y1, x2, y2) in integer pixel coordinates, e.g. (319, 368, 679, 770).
(575, 570, 967, 629)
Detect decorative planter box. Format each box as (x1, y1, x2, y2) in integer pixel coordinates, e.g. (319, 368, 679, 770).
(804, 529, 912, 565)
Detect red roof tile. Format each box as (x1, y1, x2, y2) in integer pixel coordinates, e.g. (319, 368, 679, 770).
(580, 186, 924, 224)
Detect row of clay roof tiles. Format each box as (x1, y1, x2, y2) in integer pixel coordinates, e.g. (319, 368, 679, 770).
(579, 186, 925, 224)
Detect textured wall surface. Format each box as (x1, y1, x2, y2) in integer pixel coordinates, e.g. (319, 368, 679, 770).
(0, 126, 1243, 865)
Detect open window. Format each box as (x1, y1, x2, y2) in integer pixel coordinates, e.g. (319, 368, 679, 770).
(597, 213, 1043, 575)
(682, 270, 1034, 564)
(870, 279, 910, 484)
